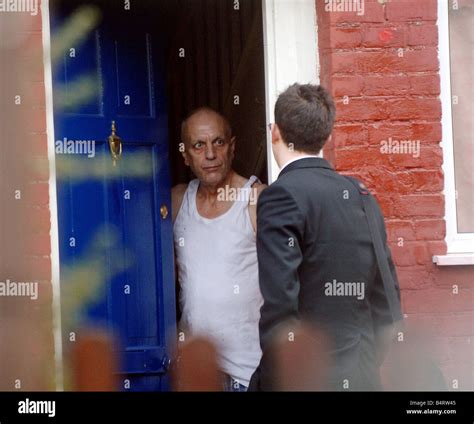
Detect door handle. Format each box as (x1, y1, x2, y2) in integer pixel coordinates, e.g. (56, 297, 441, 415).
(108, 120, 123, 166)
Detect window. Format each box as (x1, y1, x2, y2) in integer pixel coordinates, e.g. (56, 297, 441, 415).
(436, 0, 474, 262)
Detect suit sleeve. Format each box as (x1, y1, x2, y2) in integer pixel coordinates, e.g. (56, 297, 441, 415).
(256, 184, 305, 352)
(368, 196, 402, 364)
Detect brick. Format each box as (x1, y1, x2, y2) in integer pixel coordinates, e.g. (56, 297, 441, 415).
(415, 219, 446, 241)
(411, 122, 442, 143)
(390, 241, 431, 266)
(363, 75, 411, 96)
(14, 57, 45, 83)
(0, 9, 43, 32)
(396, 194, 444, 218)
(22, 82, 46, 107)
(28, 133, 48, 156)
(19, 33, 44, 58)
(25, 182, 50, 206)
(397, 266, 434, 290)
(332, 48, 438, 74)
(26, 156, 50, 182)
(333, 146, 391, 171)
(336, 98, 389, 121)
(24, 207, 51, 234)
(386, 0, 437, 22)
(320, 0, 385, 24)
(386, 98, 441, 121)
(25, 234, 52, 256)
(375, 193, 398, 218)
(386, 220, 416, 242)
(427, 240, 448, 256)
(407, 23, 438, 46)
(369, 171, 412, 194)
(22, 257, 52, 281)
(408, 74, 440, 95)
(385, 145, 443, 170)
(362, 25, 406, 48)
(332, 124, 368, 147)
(331, 75, 364, 97)
(368, 122, 442, 145)
(395, 170, 444, 194)
(22, 108, 47, 133)
(369, 123, 413, 145)
(326, 27, 362, 49)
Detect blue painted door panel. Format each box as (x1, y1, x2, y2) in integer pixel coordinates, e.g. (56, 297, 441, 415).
(51, 0, 176, 392)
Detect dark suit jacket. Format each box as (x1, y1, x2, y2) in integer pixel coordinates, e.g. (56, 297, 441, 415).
(249, 157, 401, 391)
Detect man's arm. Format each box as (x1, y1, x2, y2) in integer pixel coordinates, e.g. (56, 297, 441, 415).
(248, 182, 267, 232)
(171, 184, 188, 223)
(256, 184, 304, 352)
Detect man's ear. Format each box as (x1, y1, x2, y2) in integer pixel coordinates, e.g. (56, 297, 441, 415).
(181, 143, 190, 166)
(272, 124, 281, 145)
(230, 136, 236, 155)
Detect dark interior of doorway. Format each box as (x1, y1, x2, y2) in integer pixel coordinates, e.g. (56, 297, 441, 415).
(163, 0, 268, 186)
(50, 0, 268, 186)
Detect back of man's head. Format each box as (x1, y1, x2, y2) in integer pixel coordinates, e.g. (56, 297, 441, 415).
(275, 84, 336, 155)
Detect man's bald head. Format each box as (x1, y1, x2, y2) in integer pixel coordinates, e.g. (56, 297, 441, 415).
(181, 107, 232, 145)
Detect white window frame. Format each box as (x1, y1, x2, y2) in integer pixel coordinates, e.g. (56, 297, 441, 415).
(262, 0, 319, 183)
(434, 0, 474, 265)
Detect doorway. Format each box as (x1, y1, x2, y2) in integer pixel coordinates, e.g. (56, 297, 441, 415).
(49, 0, 267, 391)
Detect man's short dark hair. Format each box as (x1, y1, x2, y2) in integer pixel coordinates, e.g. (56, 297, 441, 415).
(274, 84, 336, 154)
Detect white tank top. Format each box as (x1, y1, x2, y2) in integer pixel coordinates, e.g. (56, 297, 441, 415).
(174, 176, 263, 386)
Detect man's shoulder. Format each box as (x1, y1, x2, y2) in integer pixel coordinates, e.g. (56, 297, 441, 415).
(171, 184, 189, 222)
(172, 183, 188, 198)
(250, 179, 267, 197)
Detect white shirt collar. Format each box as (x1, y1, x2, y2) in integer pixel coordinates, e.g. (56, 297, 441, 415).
(278, 155, 320, 176)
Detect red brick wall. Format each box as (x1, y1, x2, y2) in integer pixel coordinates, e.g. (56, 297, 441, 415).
(317, 0, 473, 389)
(0, 7, 55, 390)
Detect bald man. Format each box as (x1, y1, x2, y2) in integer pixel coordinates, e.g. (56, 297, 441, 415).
(172, 107, 266, 391)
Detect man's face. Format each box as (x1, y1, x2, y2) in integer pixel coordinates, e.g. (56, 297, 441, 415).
(182, 112, 235, 187)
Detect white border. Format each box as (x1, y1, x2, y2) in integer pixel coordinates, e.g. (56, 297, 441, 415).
(262, 0, 319, 183)
(436, 0, 474, 259)
(41, 0, 64, 390)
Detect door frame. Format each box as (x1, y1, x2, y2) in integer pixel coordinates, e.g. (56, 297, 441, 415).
(41, 0, 64, 391)
(42, 0, 320, 390)
(262, 0, 320, 183)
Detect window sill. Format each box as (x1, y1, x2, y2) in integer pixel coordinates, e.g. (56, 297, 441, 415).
(432, 253, 474, 266)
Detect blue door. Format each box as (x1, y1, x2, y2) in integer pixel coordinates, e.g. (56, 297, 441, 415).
(50, 0, 176, 391)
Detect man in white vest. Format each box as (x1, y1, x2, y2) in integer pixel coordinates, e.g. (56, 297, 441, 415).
(172, 107, 266, 391)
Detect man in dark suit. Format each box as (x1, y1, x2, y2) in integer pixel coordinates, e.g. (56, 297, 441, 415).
(249, 84, 402, 391)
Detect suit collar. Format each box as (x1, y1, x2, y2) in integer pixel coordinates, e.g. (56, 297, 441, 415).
(278, 157, 333, 177)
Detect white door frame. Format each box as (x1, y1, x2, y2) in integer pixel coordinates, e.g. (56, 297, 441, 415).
(262, 0, 320, 183)
(41, 0, 64, 391)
